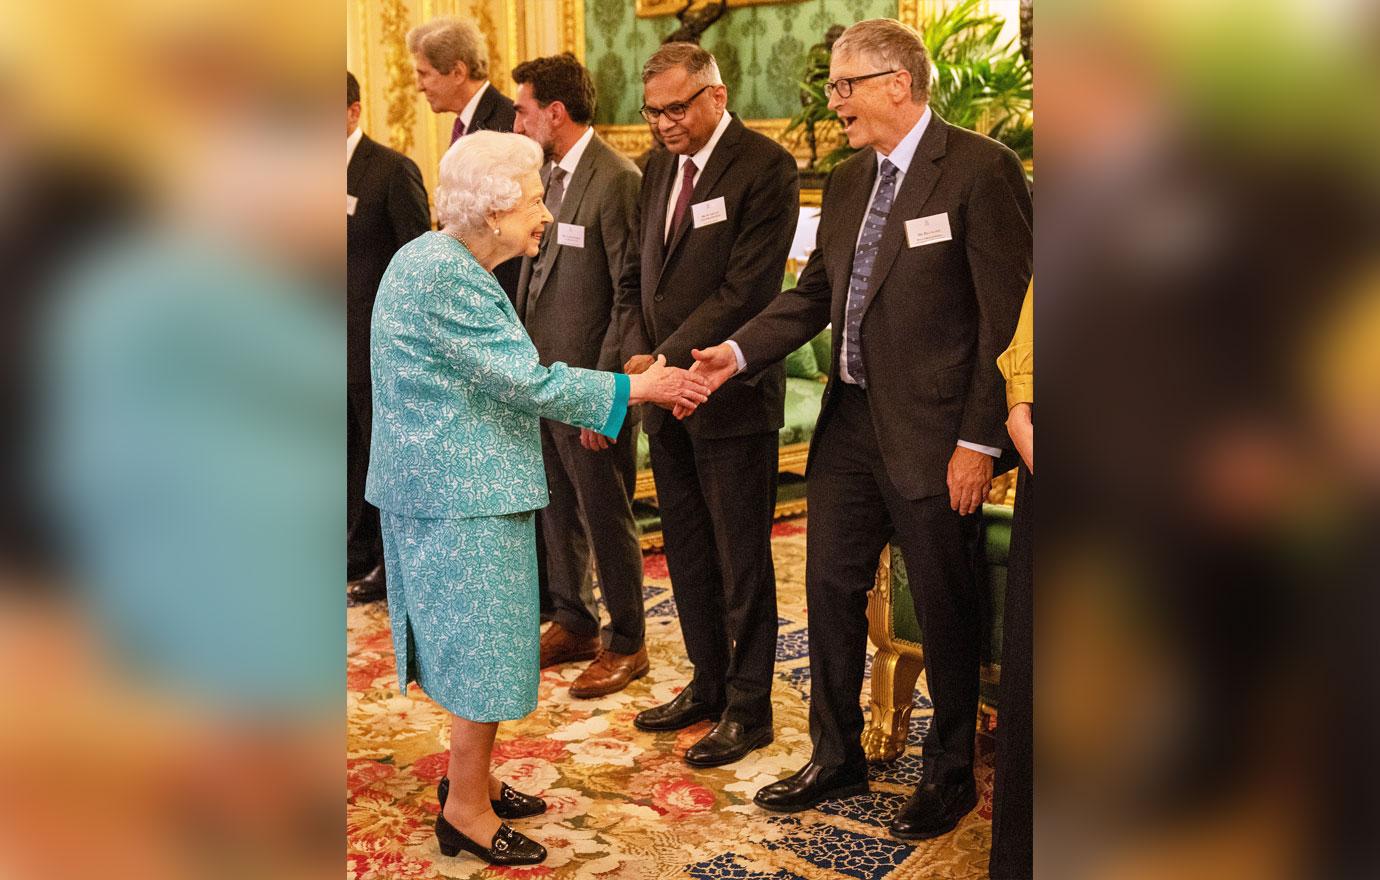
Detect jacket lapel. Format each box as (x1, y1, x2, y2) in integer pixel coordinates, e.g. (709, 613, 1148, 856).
(860, 114, 948, 316)
(467, 87, 495, 134)
(527, 138, 601, 308)
(644, 149, 674, 283)
(830, 150, 876, 331)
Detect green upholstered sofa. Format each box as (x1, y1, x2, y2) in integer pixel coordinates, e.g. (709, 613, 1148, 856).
(632, 327, 831, 547)
(862, 502, 1013, 761)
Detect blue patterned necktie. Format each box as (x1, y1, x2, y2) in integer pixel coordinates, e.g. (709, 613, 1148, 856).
(844, 158, 899, 389)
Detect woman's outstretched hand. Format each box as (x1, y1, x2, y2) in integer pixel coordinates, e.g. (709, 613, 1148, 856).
(627, 354, 712, 413)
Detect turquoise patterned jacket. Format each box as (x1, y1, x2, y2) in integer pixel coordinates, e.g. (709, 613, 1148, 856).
(366, 232, 628, 519)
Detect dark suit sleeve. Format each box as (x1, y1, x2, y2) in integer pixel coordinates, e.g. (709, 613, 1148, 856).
(596, 164, 642, 372)
(387, 156, 431, 250)
(959, 147, 1033, 448)
(651, 150, 799, 367)
(613, 186, 653, 364)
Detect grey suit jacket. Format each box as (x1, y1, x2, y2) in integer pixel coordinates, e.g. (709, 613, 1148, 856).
(517, 133, 641, 376)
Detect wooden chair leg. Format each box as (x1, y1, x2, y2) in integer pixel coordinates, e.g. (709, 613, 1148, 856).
(863, 647, 925, 762)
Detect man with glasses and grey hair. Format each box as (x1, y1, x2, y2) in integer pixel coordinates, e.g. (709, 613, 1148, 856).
(686, 18, 1031, 851)
(614, 42, 798, 768)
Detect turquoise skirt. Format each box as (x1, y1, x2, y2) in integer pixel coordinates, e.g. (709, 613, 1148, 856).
(381, 510, 540, 722)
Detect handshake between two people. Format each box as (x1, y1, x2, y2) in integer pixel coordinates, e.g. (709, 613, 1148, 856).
(623, 344, 740, 423)
(578, 351, 722, 452)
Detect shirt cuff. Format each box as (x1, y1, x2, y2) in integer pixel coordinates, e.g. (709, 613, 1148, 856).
(725, 340, 748, 374)
(1005, 376, 1033, 411)
(958, 439, 1002, 458)
(598, 373, 630, 439)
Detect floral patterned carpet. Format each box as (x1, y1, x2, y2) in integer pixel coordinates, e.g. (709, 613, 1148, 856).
(348, 517, 995, 879)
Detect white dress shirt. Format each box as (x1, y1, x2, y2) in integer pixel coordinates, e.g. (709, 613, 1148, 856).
(347, 127, 364, 165)
(663, 108, 732, 241)
(729, 105, 1000, 458)
(554, 125, 595, 181)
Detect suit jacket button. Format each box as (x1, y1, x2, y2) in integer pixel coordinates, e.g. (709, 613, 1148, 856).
(654, 294, 664, 302)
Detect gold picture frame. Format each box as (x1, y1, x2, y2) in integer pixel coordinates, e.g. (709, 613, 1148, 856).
(636, 0, 805, 18)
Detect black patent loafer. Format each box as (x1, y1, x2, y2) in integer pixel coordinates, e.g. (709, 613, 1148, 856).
(435, 815, 545, 865)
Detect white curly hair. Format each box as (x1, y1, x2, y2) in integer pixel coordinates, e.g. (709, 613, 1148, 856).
(435, 131, 544, 235)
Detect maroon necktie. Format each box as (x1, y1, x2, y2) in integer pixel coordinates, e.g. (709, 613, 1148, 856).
(667, 159, 697, 241)
(450, 116, 465, 144)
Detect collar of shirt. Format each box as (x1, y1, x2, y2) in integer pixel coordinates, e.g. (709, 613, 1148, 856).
(677, 108, 732, 176)
(873, 104, 931, 177)
(556, 125, 595, 178)
(457, 80, 491, 131)
(346, 127, 364, 166)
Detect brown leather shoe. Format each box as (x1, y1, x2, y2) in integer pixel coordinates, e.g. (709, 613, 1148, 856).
(539, 622, 599, 669)
(569, 646, 649, 698)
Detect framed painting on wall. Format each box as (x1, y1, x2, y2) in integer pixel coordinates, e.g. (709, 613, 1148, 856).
(635, 0, 806, 18)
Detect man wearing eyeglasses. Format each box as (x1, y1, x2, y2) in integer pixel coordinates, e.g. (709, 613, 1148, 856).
(614, 42, 798, 768)
(685, 18, 1031, 844)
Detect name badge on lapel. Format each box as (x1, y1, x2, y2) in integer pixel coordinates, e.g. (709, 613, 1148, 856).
(691, 196, 728, 228)
(904, 213, 952, 247)
(346, 194, 358, 216)
(556, 223, 585, 248)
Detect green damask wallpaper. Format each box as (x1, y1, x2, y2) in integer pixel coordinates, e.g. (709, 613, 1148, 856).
(587, 0, 899, 125)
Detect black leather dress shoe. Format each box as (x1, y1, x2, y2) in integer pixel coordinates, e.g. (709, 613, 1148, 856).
(435, 814, 545, 865)
(437, 777, 547, 820)
(683, 720, 773, 767)
(888, 778, 978, 840)
(753, 761, 870, 813)
(347, 564, 387, 605)
(633, 687, 722, 732)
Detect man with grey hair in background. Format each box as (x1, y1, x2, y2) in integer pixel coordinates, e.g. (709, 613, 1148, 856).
(616, 42, 798, 768)
(686, 18, 1031, 853)
(407, 16, 520, 303)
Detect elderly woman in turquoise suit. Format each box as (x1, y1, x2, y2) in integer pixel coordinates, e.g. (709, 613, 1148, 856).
(366, 131, 708, 866)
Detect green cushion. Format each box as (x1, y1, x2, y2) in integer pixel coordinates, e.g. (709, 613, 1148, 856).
(780, 377, 824, 446)
(784, 343, 823, 380)
(809, 327, 832, 376)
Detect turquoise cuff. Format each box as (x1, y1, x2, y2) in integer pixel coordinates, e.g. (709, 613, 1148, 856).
(598, 372, 630, 439)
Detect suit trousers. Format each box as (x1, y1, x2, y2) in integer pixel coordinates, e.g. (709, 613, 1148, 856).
(989, 461, 1032, 879)
(648, 417, 779, 725)
(347, 381, 383, 578)
(539, 417, 645, 655)
(805, 382, 984, 782)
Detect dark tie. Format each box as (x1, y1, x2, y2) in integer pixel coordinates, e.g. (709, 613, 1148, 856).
(528, 166, 568, 299)
(450, 116, 465, 144)
(843, 158, 899, 388)
(667, 158, 697, 242)
(544, 165, 568, 216)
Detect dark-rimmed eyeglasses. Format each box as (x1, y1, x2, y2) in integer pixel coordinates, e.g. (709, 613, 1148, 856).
(825, 69, 899, 99)
(639, 84, 711, 124)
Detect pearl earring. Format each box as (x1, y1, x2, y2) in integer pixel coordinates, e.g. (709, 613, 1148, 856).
(492, 227, 500, 236)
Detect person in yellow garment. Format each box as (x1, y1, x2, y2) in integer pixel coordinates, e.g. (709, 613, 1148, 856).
(990, 281, 1032, 879)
